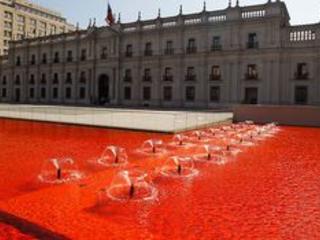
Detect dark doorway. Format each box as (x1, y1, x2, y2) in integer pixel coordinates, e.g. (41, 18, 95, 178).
(15, 88, 21, 102)
(98, 74, 109, 105)
(244, 87, 258, 104)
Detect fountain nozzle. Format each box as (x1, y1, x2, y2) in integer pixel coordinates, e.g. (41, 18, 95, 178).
(129, 183, 135, 198)
(177, 164, 182, 175)
(57, 168, 62, 180)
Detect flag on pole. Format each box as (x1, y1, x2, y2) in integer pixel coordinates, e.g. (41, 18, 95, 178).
(106, 3, 115, 25)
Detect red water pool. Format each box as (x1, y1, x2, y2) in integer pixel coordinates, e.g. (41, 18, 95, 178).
(0, 119, 319, 239)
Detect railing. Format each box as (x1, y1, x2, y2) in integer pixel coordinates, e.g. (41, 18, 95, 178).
(142, 76, 152, 82)
(185, 75, 196, 81)
(211, 45, 222, 51)
(209, 74, 221, 81)
(208, 15, 227, 23)
(294, 72, 309, 80)
(242, 10, 265, 19)
(125, 52, 133, 57)
(289, 29, 316, 42)
(123, 76, 132, 82)
(186, 47, 197, 54)
(164, 48, 174, 55)
(245, 73, 259, 80)
(247, 41, 259, 49)
(163, 76, 173, 82)
(144, 50, 153, 56)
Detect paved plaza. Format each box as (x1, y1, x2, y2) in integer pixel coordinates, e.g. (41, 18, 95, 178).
(0, 104, 233, 133)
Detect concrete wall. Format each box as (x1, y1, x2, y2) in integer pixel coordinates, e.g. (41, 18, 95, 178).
(233, 105, 320, 127)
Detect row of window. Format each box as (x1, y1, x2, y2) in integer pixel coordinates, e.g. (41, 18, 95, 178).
(15, 49, 90, 66)
(2, 62, 310, 88)
(124, 33, 259, 57)
(1, 85, 309, 105)
(124, 65, 258, 82)
(13, 33, 259, 65)
(1, 72, 87, 86)
(0, 85, 221, 103)
(1, 87, 86, 101)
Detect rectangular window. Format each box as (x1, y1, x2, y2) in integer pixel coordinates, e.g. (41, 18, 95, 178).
(163, 86, 172, 101)
(54, 52, 59, 63)
(165, 40, 174, 55)
(16, 56, 21, 66)
(66, 73, 72, 84)
(79, 87, 86, 99)
(81, 49, 87, 61)
(186, 67, 196, 81)
(101, 47, 107, 59)
(212, 36, 222, 51)
(296, 63, 309, 80)
(145, 42, 153, 56)
(126, 44, 133, 57)
(246, 64, 258, 80)
(42, 53, 47, 64)
(210, 86, 220, 102)
(30, 54, 36, 65)
(248, 33, 258, 48)
(67, 50, 73, 62)
(41, 88, 46, 99)
(53, 73, 59, 84)
(53, 88, 58, 99)
(65, 88, 72, 99)
(2, 88, 7, 98)
(186, 86, 196, 102)
(29, 88, 34, 98)
(187, 38, 197, 53)
(244, 87, 258, 104)
(143, 87, 151, 101)
(210, 66, 221, 80)
(143, 69, 152, 82)
(295, 86, 308, 105)
(164, 67, 173, 81)
(124, 69, 132, 82)
(124, 87, 131, 100)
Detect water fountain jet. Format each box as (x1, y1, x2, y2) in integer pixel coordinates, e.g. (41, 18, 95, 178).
(38, 158, 84, 184)
(105, 169, 158, 202)
(160, 156, 199, 178)
(95, 145, 128, 167)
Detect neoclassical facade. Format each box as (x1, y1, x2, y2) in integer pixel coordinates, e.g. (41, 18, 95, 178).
(0, 0, 319, 108)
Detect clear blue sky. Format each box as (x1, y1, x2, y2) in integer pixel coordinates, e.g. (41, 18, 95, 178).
(32, 0, 319, 27)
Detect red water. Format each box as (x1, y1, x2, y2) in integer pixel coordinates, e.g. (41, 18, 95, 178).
(0, 119, 319, 239)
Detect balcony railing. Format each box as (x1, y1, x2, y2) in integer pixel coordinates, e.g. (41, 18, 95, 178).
(245, 73, 259, 80)
(209, 74, 221, 81)
(164, 48, 174, 55)
(143, 76, 152, 82)
(247, 41, 259, 49)
(123, 76, 132, 82)
(211, 45, 222, 51)
(125, 51, 133, 57)
(66, 57, 73, 62)
(185, 75, 196, 81)
(163, 75, 173, 82)
(144, 50, 153, 56)
(186, 47, 197, 54)
(294, 72, 309, 80)
(101, 54, 107, 60)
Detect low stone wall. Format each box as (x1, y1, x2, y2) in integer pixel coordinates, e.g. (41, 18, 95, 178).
(233, 105, 320, 127)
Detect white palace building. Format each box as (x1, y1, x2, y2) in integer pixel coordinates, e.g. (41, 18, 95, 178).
(0, 0, 319, 108)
